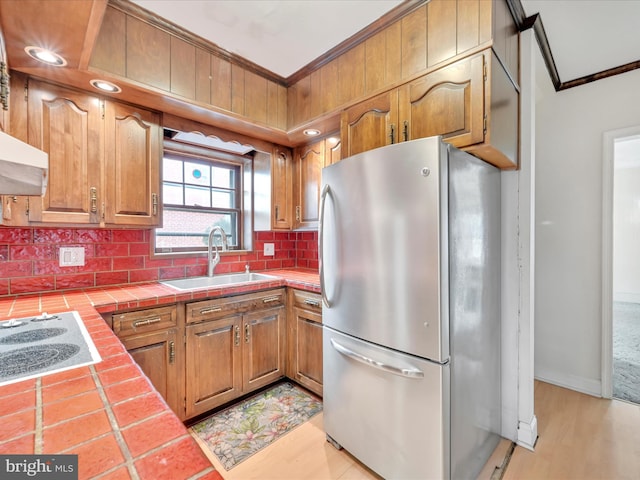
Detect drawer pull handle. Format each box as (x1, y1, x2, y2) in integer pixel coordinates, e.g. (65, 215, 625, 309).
(262, 296, 280, 303)
(304, 299, 320, 307)
(234, 325, 240, 346)
(132, 317, 161, 328)
(169, 341, 175, 364)
(90, 187, 97, 213)
(245, 323, 250, 343)
(200, 306, 222, 314)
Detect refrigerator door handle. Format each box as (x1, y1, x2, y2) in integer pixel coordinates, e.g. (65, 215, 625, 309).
(330, 338, 425, 378)
(319, 183, 333, 308)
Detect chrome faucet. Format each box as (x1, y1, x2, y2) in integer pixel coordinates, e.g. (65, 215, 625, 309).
(207, 226, 228, 277)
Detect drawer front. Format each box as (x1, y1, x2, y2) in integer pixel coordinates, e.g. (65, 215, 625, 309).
(291, 289, 322, 314)
(112, 305, 177, 337)
(186, 289, 286, 323)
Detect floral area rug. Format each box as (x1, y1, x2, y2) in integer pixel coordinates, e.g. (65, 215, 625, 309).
(191, 382, 323, 470)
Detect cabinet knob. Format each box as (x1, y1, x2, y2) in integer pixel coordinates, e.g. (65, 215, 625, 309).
(390, 124, 396, 144)
(152, 193, 158, 216)
(244, 323, 250, 343)
(234, 325, 240, 346)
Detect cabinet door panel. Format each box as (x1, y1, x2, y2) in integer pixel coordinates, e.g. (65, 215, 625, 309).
(340, 90, 398, 158)
(293, 307, 323, 396)
(294, 140, 324, 229)
(272, 147, 293, 230)
(186, 316, 242, 418)
(243, 306, 285, 392)
(104, 101, 161, 226)
(28, 80, 102, 224)
(122, 328, 181, 416)
(400, 54, 485, 147)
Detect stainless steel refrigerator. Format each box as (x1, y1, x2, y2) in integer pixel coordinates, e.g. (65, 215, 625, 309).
(320, 136, 501, 479)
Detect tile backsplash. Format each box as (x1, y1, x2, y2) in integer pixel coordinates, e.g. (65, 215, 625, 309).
(0, 228, 318, 297)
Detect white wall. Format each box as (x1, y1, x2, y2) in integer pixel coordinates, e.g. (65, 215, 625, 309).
(534, 55, 640, 395)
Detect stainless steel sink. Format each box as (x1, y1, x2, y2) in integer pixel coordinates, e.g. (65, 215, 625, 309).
(161, 272, 279, 291)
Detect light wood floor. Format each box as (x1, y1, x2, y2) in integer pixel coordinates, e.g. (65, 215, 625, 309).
(190, 381, 640, 479)
(503, 380, 640, 480)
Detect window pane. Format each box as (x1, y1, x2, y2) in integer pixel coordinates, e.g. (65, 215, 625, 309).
(157, 150, 242, 253)
(184, 185, 211, 207)
(211, 167, 233, 188)
(156, 209, 237, 249)
(185, 161, 210, 187)
(163, 183, 183, 205)
(211, 189, 234, 208)
(163, 158, 184, 183)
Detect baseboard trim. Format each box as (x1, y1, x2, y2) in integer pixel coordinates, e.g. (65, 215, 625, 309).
(516, 415, 537, 451)
(534, 369, 602, 398)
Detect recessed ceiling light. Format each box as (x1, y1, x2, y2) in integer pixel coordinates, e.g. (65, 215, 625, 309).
(90, 79, 122, 93)
(24, 46, 67, 66)
(303, 129, 321, 136)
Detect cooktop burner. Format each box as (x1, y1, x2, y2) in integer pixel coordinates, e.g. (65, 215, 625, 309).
(0, 343, 81, 377)
(0, 327, 67, 344)
(0, 311, 101, 387)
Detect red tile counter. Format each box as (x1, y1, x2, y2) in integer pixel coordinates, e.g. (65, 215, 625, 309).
(0, 268, 319, 480)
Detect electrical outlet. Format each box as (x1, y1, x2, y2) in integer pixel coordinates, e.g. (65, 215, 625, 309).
(263, 243, 275, 256)
(59, 247, 85, 267)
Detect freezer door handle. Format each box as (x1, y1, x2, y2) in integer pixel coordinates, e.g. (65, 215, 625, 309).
(330, 338, 425, 378)
(319, 184, 333, 308)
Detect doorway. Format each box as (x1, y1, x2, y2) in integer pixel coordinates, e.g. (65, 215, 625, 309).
(602, 127, 640, 403)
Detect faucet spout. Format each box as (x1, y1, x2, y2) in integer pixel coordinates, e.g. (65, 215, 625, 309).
(207, 226, 229, 277)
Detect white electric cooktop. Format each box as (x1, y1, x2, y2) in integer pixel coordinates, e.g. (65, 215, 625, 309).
(0, 311, 102, 387)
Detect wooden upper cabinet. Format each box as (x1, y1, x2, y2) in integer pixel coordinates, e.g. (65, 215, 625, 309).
(126, 16, 171, 91)
(24, 79, 162, 227)
(104, 101, 161, 226)
(341, 90, 399, 158)
(170, 36, 196, 100)
(427, 0, 457, 67)
(294, 139, 324, 230)
(272, 146, 293, 230)
(399, 53, 485, 148)
(341, 53, 486, 159)
(27, 80, 102, 224)
(325, 137, 342, 166)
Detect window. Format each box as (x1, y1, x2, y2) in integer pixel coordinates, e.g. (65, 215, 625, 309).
(155, 146, 244, 254)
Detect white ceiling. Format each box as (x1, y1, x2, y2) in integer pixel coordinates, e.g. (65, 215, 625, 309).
(132, 0, 403, 78)
(132, 0, 640, 84)
(521, 0, 640, 82)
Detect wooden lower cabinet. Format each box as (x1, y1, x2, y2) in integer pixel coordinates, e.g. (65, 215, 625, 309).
(185, 315, 242, 418)
(287, 290, 323, 396)
(185, 289, 286, 419)
(111, 305, 184, 419)
(109, 287, 321, 422)
(243, 307, 287, 391)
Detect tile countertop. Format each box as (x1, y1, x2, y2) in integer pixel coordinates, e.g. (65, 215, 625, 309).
(0, 268, 319, 480)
